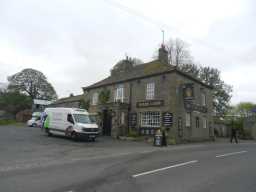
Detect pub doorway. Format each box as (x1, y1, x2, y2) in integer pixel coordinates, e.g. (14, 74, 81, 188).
(102, 110, 112, 136)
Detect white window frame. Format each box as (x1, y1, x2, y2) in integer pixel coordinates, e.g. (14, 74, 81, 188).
(196, 117, 200, 128)
(146, 82, 155, 100)
(203, 117, 207, 129)
(185, 112, 191, 127)
(201, 93, 206, 106)
(92, 92, 98, 105)
(140, 111, 161, 128)
(121, 112, 125, 125)
(114, 84, 124, 102)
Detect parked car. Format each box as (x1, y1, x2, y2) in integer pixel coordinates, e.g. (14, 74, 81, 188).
(27, 112, 41, 127)
(44, 108, 99, 141)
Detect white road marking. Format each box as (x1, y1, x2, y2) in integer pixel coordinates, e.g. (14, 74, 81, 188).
(132, 160, 198, 178)
(216, 151, 248, 158)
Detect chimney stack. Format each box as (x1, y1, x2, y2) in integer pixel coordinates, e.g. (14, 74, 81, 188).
(158, 44, 168, 64)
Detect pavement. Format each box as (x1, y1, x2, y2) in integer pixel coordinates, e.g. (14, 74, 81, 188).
(0, 124, 256, 192)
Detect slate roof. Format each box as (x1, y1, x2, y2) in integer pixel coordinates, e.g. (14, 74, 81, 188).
(83, 59, 213, 90)
(51, 94, 84, 105)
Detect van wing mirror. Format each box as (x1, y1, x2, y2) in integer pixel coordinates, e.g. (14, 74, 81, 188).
(67, 114, 74, 124)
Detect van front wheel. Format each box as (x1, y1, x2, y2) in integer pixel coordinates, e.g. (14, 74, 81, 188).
(71, 132, 78, 141)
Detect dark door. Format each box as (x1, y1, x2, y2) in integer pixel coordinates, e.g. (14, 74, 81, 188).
(103, 110, 112, 136)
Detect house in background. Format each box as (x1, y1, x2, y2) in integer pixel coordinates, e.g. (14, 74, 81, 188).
(49, 94, 85, 108)
(83, 45, 214, 143)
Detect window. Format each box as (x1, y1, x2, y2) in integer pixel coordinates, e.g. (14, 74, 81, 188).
(67, 114, 74, 124)
(146, 82, 155, 100)
(92, 92, 98, 105)
(203, 117, 207, 129)
(201, 93, 206, 106)
(185, 113, 191, 127)
(196, 117, 200, 128)
(140, 111, 161, 127)
(121, 112, 125, 125)
(73, 114, 93, 124)
(115, 84, 124, 102)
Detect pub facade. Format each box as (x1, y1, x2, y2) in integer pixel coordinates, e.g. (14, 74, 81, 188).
(83, 46, 214, 143)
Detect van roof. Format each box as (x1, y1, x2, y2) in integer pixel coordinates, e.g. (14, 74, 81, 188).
(45, 107, 89, 114)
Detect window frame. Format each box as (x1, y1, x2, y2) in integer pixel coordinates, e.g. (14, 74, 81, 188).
(203, 117, 207, 129)
(196, 117, 200, 128)
(91, 92, 99, 105)
(114, 84, 124, 102)
(140, 111, 161, 128)
(201, 92, 206, 106)
(146, 82, 155, 100)
(185, 112, 191, 127)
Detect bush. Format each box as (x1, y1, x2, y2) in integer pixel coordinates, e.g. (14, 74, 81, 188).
(127, 130, 139, 138)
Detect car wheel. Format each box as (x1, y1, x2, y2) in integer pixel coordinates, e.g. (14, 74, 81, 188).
(32, 123, 36, 127)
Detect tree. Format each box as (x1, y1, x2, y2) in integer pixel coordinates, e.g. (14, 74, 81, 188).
(99, 89, 110, 105)
(156, 37, 233, 116)
(79, 99, 90, 110)
(115, 57, 143, 66)
(0, 91, 32, 114)
(165, 38, 193, 66)
(178, 63, 232, 116)
(233, 102, 256, 118)
(7, 68, 57, 100)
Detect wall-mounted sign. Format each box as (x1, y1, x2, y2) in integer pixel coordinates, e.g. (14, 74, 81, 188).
(129, 113, 137, 128)
(183, 83, 194, 100)
(162, 112, 173, 127)
(184, 101, 207, 113)
(136, 100, 164, 108)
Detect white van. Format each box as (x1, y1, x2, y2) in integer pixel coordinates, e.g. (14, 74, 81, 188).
(44, 108, 99, 141)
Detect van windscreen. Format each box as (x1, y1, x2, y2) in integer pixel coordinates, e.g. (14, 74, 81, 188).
(73, 114, 93, 124)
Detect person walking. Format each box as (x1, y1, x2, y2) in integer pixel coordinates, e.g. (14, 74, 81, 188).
(230, 127, 238, 144)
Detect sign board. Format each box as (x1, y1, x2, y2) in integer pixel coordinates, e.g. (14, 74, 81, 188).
(183, 83, 194, 100)
(162, 112, 173, 127)
(136, 100, 164, 108)
(184, 101, 207, 113)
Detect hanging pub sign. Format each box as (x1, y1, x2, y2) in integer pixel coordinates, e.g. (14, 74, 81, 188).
(184, 101, 207, 113)
(183, 83, 194, 100)
(162, 112, 173, 127)
(136, 100, 164, 108)
(129, 113, 137, 128)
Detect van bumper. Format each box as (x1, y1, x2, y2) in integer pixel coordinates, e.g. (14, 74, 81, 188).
(76, 132, 99, 139)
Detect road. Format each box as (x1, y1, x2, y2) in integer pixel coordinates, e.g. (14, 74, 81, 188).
(0, 125, 256, 192)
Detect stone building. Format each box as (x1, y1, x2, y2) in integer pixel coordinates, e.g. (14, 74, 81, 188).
(83, 46, 214, 143)
(50, 94, 84, 108)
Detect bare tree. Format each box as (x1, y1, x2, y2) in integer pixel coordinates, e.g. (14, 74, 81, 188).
(166, 38, 193, 66)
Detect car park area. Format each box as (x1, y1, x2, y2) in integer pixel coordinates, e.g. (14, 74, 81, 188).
(1, 124, 256, 192)
(0, 124, 151, 173)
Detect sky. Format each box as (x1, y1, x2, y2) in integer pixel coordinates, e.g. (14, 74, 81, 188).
(0, 0, 255, 104)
